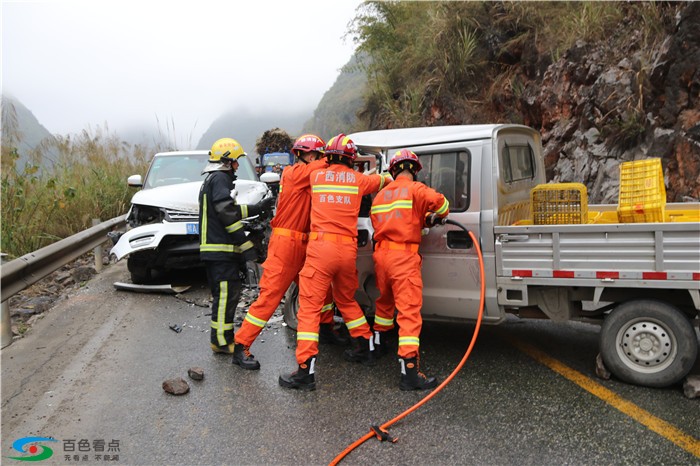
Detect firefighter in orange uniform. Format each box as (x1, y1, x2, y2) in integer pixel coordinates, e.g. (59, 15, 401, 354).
(370, 149, 449, 390)
(232, 135, 345, 369)
(279, 134, 392, 390)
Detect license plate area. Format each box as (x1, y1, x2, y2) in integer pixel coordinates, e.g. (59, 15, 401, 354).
(186, 223, 199, 234)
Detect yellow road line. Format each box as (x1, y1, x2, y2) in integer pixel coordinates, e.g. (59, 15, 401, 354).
(508, 336, 700, 458)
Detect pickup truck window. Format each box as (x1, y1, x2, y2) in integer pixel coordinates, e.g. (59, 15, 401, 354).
(502, 143, 535, 183)
(416, 151, 470, 212)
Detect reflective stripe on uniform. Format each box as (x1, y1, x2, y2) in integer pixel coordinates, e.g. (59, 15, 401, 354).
(346, 315, 368, 330)
(210, 321, 234, 330)
(239, 240, 254, 252)
(201, 193, 209, 246)
(297, 332, 319, 342)
(379, 173, 390, 190)
(200, 244, 246, 253)
(244, 312, 267, 328)
(240, 204, 248, 218)
(215, 280, 228, 346)
(226, 221, 244, 233)
(312, 185, 359, 195)
(321, 303, 334, 313)
(436, 198, 449, 215)
(399, 336, 420, 347)
(370, 199, 413, 214)
(374, 315, 394, 327)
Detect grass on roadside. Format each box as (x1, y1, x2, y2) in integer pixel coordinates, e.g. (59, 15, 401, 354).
(1, 123, 155, 259)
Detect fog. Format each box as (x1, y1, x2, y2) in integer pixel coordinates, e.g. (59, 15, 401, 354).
(2, 0, 363, 146)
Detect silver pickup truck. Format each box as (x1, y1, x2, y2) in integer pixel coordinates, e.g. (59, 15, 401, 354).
(285, 124, 699, 388)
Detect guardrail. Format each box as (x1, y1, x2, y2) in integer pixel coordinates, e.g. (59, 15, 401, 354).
(0, 215, 127, 347)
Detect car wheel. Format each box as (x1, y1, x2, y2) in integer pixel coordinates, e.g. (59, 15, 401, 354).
(127, 255, 153, 284)
(600, 299, 698, 388)
(283, 282, 299, 330)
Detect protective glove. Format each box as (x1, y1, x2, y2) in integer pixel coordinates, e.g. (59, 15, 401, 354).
(257, 196, 276, 219)
(425, 213, 444, 228)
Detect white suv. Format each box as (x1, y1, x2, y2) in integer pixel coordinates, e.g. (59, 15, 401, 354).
(110, 150, 270, 283)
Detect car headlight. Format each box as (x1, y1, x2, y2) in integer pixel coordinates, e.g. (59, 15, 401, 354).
(128, 205, 165, 227)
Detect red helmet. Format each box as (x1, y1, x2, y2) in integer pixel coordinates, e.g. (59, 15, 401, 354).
(324, 133, 357, 161)
(389, 149, 422, 175)
(292, 134, 325, 157)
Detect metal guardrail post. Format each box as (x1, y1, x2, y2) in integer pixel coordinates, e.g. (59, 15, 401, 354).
(93, 218, 103, 273)
(1, 253, 12, 348)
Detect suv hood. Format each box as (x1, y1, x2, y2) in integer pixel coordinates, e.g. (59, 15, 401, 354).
(130, 179, 269, 211)
(132, 181, 202, 212)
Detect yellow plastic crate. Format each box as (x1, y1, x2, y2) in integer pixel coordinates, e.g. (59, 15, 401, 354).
(617, 158, 666, 223)
(530, 183, 588, 225)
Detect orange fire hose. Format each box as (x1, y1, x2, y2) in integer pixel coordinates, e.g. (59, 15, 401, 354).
(329, 227, 486, 465)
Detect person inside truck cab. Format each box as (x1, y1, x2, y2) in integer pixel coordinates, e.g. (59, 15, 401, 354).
(370, 148, 449, 390)
(232, 134, 347, 370)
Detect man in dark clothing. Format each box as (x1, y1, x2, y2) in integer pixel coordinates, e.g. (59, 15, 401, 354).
(199, 137, 273, 356)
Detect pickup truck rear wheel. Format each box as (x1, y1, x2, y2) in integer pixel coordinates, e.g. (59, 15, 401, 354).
(283, 282, 299, 330)
(600, 300, 698, 388)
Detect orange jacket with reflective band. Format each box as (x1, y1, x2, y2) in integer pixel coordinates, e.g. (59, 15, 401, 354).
(370, 176, 449, 244)
(271, 159, 327, 233)
(309, 165, 390, 237)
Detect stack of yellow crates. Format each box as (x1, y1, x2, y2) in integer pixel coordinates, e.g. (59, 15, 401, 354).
(617, 158, 666, 223)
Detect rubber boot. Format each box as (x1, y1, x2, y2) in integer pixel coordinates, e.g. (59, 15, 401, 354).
(319, 323, 349, 346)
(343, 337, 376, 366)
(372, 330, 392, 358)
(399, 357, 438, 391)
(232, 343, 261, 370)
(279, 357, 316, 391)
(211, 343, 235, 354)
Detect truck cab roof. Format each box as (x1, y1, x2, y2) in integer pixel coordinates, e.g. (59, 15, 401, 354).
(349, 124, 535, 152)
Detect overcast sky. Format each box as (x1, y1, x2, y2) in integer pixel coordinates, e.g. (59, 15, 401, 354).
(2, 0, 363, 145)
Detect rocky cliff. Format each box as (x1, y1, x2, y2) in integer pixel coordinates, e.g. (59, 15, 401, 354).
(521, 2, 699, 203)
(351, 1, 699, 204)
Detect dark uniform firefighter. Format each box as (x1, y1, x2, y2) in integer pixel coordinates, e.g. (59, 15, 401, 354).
(199, 137, 274, 354)
(370, 149, 449, 390)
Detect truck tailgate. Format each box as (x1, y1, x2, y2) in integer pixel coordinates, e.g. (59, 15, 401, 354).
(495, 222, 700, 281)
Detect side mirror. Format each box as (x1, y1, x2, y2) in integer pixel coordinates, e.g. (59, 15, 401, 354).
(260, 172, 281, 184)
(127, 174, 143, 187)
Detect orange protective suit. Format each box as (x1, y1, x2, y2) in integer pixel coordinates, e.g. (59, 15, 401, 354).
(234, 159, 334, 348)
(370, 175, 449, 358)
(295, 164, 391, 363)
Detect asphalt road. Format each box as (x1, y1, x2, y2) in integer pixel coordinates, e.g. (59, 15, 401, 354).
(2, 261, 699, 465)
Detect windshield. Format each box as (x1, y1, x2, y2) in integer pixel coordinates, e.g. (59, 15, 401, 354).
(144, 153, 258, 189)
(262, 153, 293, 166)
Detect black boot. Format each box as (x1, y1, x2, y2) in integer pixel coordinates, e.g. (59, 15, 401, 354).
(343, 337, 376, 366)
(319, 323, 349, 346)
(399, 357, 438, 391)
(232, 343, 261, 370)
(279, 357, 316, 391)
(373, 331, 392, 358)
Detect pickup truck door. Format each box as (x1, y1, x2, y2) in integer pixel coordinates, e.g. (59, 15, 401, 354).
(412, 141, 485, 322)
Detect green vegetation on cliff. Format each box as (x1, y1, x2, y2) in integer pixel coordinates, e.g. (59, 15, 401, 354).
(349, 1, 673, 129)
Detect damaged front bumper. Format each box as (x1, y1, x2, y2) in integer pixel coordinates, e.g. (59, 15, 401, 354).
(110, 221, 199, 260)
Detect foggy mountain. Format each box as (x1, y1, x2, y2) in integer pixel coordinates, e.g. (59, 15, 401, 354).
(196, 109, 311, 161)
(1, 94, 56, 171)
